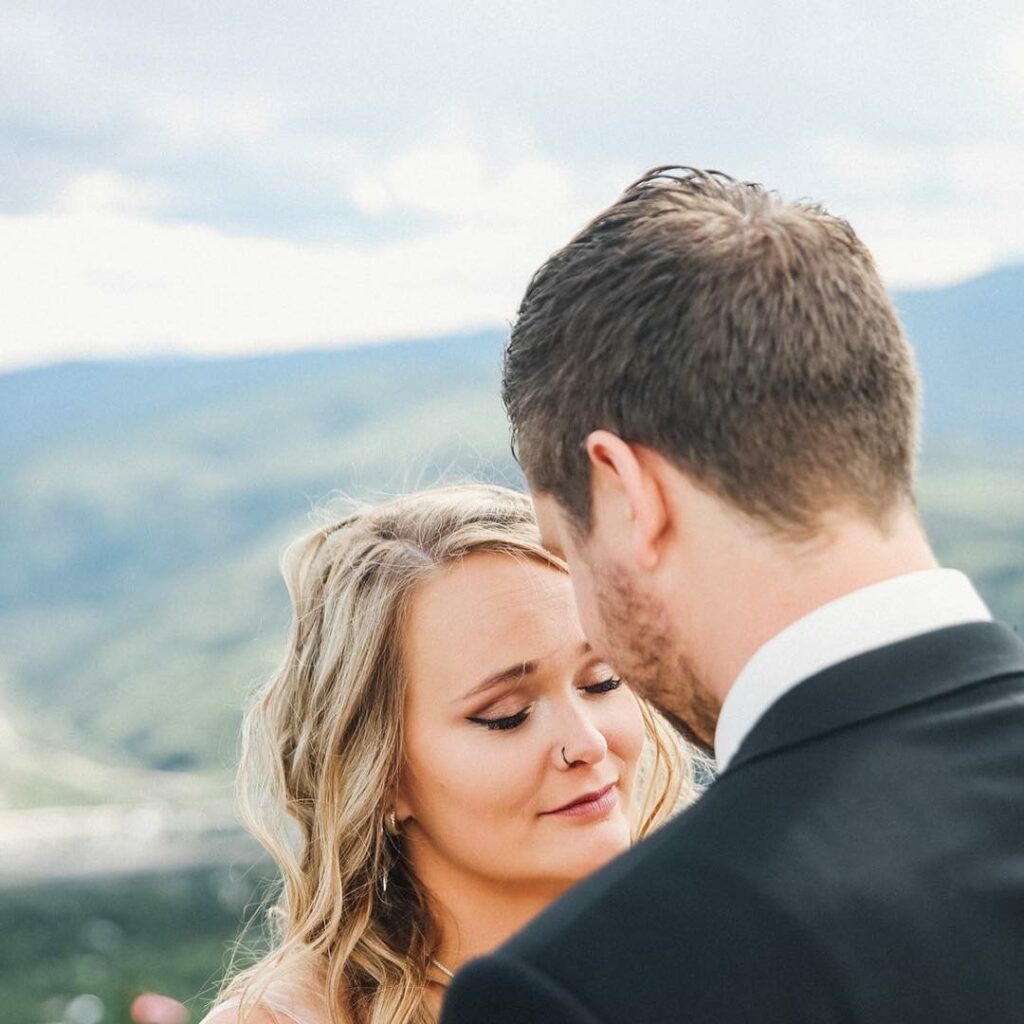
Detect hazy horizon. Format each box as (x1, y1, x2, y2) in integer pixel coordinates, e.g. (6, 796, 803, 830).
(4, 259, 1022, 378)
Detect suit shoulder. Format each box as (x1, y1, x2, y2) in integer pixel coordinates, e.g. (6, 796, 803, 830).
(465, 840, 842, 1024)
(502, 777, 834, 967)
(500, 800, 742, 957)
(442, 951, 605, 1024)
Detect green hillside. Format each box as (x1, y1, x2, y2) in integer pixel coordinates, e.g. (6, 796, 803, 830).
(0, 333, 519, 787)
(1, 296, 1022, 796)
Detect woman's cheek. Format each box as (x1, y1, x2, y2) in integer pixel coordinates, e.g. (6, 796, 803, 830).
(449, 729, 533, 817)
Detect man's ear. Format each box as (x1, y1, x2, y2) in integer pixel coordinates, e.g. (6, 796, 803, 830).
(585, 430, 669, 571)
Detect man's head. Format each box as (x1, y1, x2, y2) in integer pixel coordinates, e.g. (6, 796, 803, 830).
(506, 166, 922, 744)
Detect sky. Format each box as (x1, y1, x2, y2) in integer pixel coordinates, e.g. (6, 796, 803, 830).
(2, 1, 1022, 372)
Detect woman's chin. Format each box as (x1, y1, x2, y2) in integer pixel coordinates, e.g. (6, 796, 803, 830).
(555, 817, 634, 880)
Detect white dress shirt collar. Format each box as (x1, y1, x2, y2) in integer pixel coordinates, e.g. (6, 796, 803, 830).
(714, 569, 992, 772)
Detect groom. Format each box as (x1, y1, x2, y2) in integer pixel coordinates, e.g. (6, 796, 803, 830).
(441, 167, 1024, 1022)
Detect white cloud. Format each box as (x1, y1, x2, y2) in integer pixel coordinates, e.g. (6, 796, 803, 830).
(816, 136, 932, 194)
(820, 134, 1024, 205)
(0, 139, 599, 371)
(992, 19, 1024, 104)
(846, 202, 1023, 290)
(149, 93, 286, 144)
(56, 170, 166, 216)
(812, 134, 1024, 288)
(3, 127, 1021, 373)
(348, 133, 574, 224)
(948, 141, 1024, 197)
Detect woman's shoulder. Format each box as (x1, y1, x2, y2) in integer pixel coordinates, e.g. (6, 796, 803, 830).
(200, 981, 335, 1024)
(201, 1001, 331, 1024)
(201, 1002, 278, 1024)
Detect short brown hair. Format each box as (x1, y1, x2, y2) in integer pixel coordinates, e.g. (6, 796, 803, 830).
(503, 166, 920, 535)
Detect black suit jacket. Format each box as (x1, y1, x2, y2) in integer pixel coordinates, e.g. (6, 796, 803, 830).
(441, 622, 1024, 1024)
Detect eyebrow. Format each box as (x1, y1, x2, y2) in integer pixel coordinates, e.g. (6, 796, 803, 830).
(458, 641, 592, 702)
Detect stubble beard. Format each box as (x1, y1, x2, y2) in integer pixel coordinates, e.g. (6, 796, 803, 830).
(593, 562, 720, 754)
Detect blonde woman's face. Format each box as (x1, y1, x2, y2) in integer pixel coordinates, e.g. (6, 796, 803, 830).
(397, 551, 645, 892)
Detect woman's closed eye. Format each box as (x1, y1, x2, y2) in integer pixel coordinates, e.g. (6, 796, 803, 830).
(468, 706, 531, 731)
(467, 677, 623, 732)
(583, 676, 622, 695)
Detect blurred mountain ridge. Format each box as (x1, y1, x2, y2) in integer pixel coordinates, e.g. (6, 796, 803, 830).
(894, 263, 1024, 443)
(0, 269, 1021, 800)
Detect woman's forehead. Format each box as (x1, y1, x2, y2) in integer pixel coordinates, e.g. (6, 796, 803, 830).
(404, 552, 584, 688)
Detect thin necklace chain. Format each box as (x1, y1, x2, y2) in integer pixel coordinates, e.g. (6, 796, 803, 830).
(431, 957, 456, 981)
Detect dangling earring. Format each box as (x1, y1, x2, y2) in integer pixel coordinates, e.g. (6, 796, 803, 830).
(381, 810, 401, 897)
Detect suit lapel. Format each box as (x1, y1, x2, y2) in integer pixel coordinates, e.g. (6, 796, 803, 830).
(727, 621, 1024, 773)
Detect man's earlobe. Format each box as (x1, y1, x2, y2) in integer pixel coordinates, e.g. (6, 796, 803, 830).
(585, 430, 669, 572)
(628, 450, 674, 573)
(631, 501, 666, 572)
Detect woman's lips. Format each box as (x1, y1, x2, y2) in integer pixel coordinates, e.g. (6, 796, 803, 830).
(544, 782, 618, 818)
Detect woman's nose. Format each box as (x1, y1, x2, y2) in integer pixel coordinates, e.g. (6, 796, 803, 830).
(554, 706, 609, 769)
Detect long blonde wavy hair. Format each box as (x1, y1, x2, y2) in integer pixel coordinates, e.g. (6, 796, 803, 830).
(219, 483, 694, 1024)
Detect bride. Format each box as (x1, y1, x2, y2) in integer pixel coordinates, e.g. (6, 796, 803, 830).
(143, 484, 696, 1024)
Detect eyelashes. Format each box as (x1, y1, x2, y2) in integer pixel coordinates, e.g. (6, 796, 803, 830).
(467, 678, 623, 732)
(583, 677, 623, 695)
(468, 708, 530, 732)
